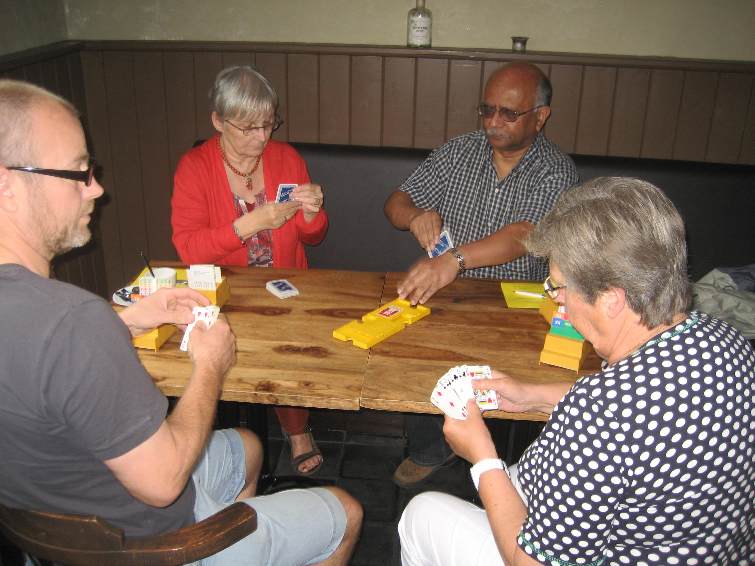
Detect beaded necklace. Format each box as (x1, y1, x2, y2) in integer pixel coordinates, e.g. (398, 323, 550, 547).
(218, 137, 261, 192)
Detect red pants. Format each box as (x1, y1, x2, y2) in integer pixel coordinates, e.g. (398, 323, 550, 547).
(274, 406, 308, 435)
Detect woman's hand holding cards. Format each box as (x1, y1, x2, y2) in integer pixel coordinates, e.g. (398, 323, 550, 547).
(291, 183, 324, 220)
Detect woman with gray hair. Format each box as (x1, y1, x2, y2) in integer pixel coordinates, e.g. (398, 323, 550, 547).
(399, 177, 754, 565)
(171, 66, 327, 476)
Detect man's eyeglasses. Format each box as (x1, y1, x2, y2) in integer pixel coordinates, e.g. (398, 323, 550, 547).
(543, 275, 567, 299)
(477, 103, 543, 123)
(7, 159, 96, 187)
(225, 118, 283, 136)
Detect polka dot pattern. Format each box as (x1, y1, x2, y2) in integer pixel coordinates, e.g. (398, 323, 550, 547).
(516, 313, 755, 565)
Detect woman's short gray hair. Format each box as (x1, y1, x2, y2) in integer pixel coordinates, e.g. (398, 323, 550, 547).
(526, 177, 691, 328)
(209, 66, 279, 121)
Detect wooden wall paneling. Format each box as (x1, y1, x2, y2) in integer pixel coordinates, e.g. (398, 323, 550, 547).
(80, 51, 124, 294)
(286, 53, 319, 143)
(221, 51, 255, 69)
(50, 56, 83, 289)
(350, 55, 383, 146)
(133, 52, 176, 263)
(673, 71, 717, 162)
(103, 51, 150, 283)
(739, 85, 755, 164)
(318, 54, 350, 145)
(482, 60, 504, 88)
(67, 52, 107, 297)
(414, 57, 448, 149)
(574, 66, 616, 155)
(255, 52, 288, 142)
(163, 52, 197, 175)
(382, 56, 415, 148)
(706, 73, 753, 164)
(22, 62, 43, 87)
(607, 68, 649, 157)
(446, 60, 482, 140)
(193, 51, 223, 142)
(546, 64, 582, 153)
(640, 70, 683, 159)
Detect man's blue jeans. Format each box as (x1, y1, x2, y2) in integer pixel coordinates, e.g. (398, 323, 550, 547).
(406, 413, 454, 466)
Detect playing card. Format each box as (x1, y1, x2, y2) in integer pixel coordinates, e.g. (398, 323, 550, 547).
(466, 365, 498, 411)
(276, 183, 297, 203)
(266, 279, 299, 299)
(180, 305, 220, 352)
(431, 368, 468, 419)
(452, 366, 475, 402)
(428, 229, 454, 258)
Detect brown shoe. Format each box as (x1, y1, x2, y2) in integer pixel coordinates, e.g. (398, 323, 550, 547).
(392, 454, 457, 488)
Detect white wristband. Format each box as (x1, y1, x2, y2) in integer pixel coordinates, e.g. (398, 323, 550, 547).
(470, 458, 507, 491)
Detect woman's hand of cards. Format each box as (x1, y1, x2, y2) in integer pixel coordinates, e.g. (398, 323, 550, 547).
(430, 365, 498, 420)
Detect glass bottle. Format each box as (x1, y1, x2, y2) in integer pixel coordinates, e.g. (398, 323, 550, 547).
(407, 0, 432, 48)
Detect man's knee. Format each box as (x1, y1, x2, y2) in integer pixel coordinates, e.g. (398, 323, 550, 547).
(324, 486, 363, 534)
(234, 427, 262, 460)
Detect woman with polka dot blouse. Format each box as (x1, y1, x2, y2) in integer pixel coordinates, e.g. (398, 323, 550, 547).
(399, 177, 754, 566)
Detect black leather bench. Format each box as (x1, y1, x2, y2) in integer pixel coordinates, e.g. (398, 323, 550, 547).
(294, 143, 754, 281)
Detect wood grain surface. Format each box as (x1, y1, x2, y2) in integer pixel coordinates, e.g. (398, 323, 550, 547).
(362, 272, 602, 421)
(137, 267, 385, 410)
(135, 267, 602, 421)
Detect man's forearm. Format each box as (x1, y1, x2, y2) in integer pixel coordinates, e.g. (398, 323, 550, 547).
(162, 364, 223, 488)
(459, 222, 533, 270)
(384, 190, 422, 230)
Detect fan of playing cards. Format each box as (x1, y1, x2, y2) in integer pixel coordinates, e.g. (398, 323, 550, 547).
(430, 365, 499, 420)
(180, 305, 220, 352)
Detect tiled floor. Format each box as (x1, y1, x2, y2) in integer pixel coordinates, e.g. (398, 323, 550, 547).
(263, 407, 542, 566)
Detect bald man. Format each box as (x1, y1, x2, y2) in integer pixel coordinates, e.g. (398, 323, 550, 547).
(385, 63, 578, 486)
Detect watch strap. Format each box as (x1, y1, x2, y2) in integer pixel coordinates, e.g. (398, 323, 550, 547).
(449, 247, 466, 273)
(470, 458, 507, 490)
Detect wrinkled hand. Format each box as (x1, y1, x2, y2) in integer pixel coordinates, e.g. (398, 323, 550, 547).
(397, 253, 459, 304)
(443, 400, 498, 464)
(293, 183, 324, 221)
(188, 314, 236, 377)
(243, 200, 301, 232)
(408, 209, 442, 251)
(120, 287, 210, 336)
(473, 370, 541, 413)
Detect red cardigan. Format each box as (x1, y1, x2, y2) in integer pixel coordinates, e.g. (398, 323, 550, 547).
(171, 135, 328, 268)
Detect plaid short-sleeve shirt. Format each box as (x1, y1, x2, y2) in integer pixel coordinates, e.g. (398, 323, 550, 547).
(400, 130, 578, 280)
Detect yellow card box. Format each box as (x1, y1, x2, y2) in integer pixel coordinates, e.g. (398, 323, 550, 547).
(127, 267, 230, 350)
(132, 325, 177, 352)
(131, 267, 231, 307)
(539, 333, 589, 372)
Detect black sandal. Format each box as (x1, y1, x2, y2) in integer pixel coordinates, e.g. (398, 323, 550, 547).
(286, 429, 323, 476)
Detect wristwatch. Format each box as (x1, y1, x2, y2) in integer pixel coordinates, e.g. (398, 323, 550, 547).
(449, 247, 466, 274)
(470, 458, 508, 490)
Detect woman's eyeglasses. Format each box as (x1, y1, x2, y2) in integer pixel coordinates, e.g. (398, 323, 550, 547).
(543, 275, 567, 299)
(7, 159, 96, 186)
(225, 118, 283, 136)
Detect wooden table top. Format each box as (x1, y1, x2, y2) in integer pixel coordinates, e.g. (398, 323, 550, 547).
(361, 272, 602, 421)
(137, 267, 386, 410)
(136, 267, 602, 422)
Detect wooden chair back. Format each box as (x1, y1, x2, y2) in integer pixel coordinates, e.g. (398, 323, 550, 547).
(0, 501, 256, 565)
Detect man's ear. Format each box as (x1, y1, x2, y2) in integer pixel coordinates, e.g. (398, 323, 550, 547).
(599, 286, 627, 320)
(0, 167, 17, 212)
(535, 106, 551, 132)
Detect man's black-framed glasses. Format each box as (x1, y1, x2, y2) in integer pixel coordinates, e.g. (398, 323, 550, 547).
(225, 117, 284, 136)
(7, 159, 96, 187)
(477, 103, 542, 123)
(543, 275, 567, 299)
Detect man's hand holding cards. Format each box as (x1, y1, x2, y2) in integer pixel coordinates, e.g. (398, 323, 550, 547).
(430, 365, 499, 420)
(180, 305, 220, 352)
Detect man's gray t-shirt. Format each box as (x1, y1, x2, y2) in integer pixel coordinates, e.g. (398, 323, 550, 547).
(0, 264, 194, 536)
